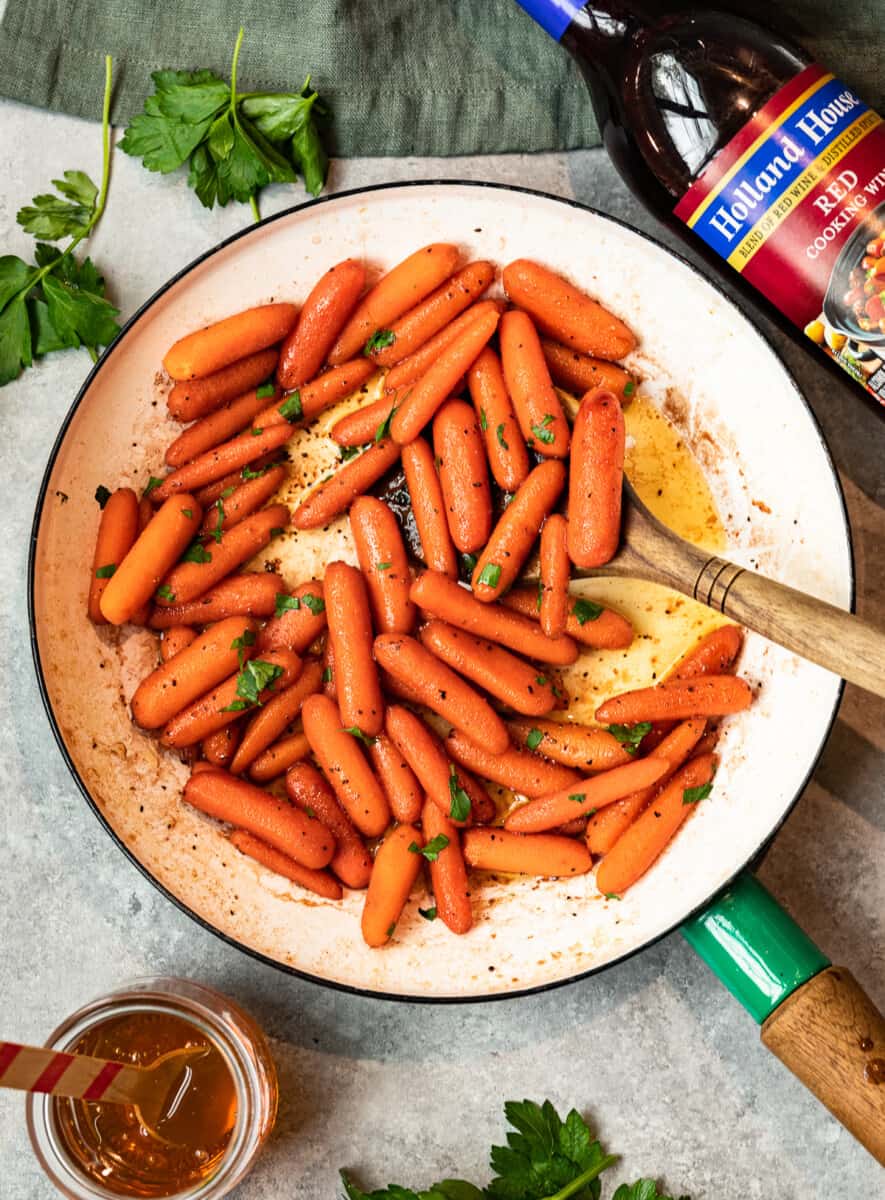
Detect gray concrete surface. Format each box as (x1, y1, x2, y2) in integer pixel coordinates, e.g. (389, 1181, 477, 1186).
(0, 95, 883, 1199)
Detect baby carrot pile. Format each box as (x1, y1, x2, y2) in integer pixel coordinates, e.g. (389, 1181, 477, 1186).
(87, 245, 753, 946)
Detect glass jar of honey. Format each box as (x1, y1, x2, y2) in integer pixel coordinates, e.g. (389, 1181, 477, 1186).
(26, 978, 278, 1199)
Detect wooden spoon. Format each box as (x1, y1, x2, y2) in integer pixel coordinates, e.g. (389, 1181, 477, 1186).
(0, 1039, 209, 1142)
(570, 481, 885, 698)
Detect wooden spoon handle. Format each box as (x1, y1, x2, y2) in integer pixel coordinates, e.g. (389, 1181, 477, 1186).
(693, 555, 885, 697)
(761, 967, 885, 1163)
(0, 1041, 131, 1101)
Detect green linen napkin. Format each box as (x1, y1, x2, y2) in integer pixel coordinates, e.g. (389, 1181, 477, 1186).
(0, 1, 881, 156)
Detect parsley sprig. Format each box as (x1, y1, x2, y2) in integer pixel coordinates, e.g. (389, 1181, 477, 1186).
(1, 56, 119, 386)
(120, 27, 329, 221)
(340, 1099, 686, 1200)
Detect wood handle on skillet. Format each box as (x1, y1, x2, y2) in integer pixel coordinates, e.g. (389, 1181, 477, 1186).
(585, 489, 885, 698)
(762, 968, 885, 1163)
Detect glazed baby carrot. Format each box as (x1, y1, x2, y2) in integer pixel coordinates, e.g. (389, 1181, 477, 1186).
(539, 514, 570, 638)
(100, 495, 202, 625)
(88, 487, 139, 624)
(329, 244, 460, 364)
(277, 259, 366, 389)
(194, 452, 281, 506)
(300, 694, 391, 837)
(505, 718, 632, 771)
(369, 732, 423, 824)
(230, 659, 324, 774)
(471, 460, 566, 601)
(567, 388, 625, 569)
(183, 769, 334, 869)
(150, 424, 292, 502)
(164, 303, 298, 380)
(165, 386, 279, 468)
(202, 724, 241, 768)
(390, 307, 500, 444)
(325, 561, 384, 736)
(369, 260, 495, 367)
(595, 753, 717, 895)
(361, 823, 424, 947)
(160, 625, 197, 662)
(285, 760, 373, 889)
(385, 705, 471, 826)
(350, 496, 416, 634)
(586, 718, 706, 856)
(249, 732, 311, 783)
(331, 396, 396, 447)
(157, 505, 289, 607)
(418, 621, 558, 716)
(292, 438, 401, 530)
(433, 399, 492, 554)
(131, 616, 257, 729)
(502, 587, 634, 650)
(322, 635, 337, 699)
(161, 649, 302, 748)
(422, 797, 472, 935)
(502, 260, 636, 360)
(595, 676, 753, 724)
(401, 438, 458, 577)
(258, 580, 326, 654)
(410, 571, 579, 665)
(130, 493, 156, 628)
(384, 299, 504, 393)
(167, 348, 279, 422)
(499, 310, 570, 458)
(668, 625, 744, 680)
(462, 828, 592, 877)
(149, 572, 284, 628)
(445, 728, 581, 797)
(373, 634, 509, 753)
(540, 338, 635, 401)
(230, 830, 343, 900)
(467, 346, 530, 492)
(504, 756, 670, 833)
(282, 359, 378, 425)
(198, 465, 288, 538)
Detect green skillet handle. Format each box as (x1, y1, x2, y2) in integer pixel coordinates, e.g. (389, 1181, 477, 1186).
(683, 872, 885, 1164)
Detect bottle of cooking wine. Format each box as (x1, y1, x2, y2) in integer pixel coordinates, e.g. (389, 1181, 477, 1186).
(514, 1, 885, 405)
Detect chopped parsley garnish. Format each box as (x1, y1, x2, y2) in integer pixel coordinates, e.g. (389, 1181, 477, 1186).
(418, 906, 437, 921)
(572, 598, 603, 625)
(683, 782, 713, 805)
(274, 593, 301, 618)
(278, 391, 303, 422)
(569, 793, 585, 804)
(181, 540, 212, 564)
(409, 835, 449, 862)
(208, 498, 225, 544)
(536, 579, 543, 611)
(256, 381, 275, 399)
(461, 552, 478, 575)
(231, 628, 257, 667)
(94, 485, 111, 508)
(525, 728, 543, 751)
(251, 426, 264, 436)
(181, 507, 193, 519)
(322, 666, 333, 683)
(376, 561, 391, 571)
(607, 722, 651, 755)
(496, 422, 508, 450)
(480, 408, 488, 431)
(94, 563, 116, 578)
(531, 413, 555, 444)
(241, 462, 272, 481)
(374, 404, 398, 443)
(604, 892, 621, 901)
(143, 475, 163, 497)
(301, 592, 325, 615)
(220, 485, 236, 499)
(342, 726, 377, 746)
(477, 562, 501, 588)
(448, 766, 471, 823)
(623, 380, 635, 397)
(385, 922, 396, 937)
(364, 328, 396, 355)
(535, 675, 548, 686)
(340, 444, 360, 461)
(220, 657, 284, 712)
(155, 584, 175, 602)
(270, 526, 286, 538)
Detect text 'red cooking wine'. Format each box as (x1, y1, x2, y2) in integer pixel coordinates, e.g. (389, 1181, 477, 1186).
(514, 0, 885, 405)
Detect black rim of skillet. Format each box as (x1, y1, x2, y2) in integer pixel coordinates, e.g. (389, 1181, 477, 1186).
(27, 180, 854, 1004)
(822, 199, 885, 345)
